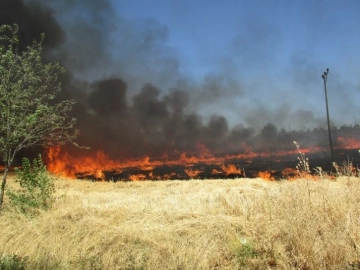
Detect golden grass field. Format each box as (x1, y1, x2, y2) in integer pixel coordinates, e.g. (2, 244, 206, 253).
(1, 174, 360, 269)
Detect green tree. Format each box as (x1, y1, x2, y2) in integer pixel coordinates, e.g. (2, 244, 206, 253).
(0, 24, 77, 211)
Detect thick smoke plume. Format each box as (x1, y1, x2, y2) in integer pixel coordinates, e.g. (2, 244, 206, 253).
(0, 0, 355, 163)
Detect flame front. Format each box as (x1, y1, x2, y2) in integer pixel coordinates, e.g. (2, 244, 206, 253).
(221, 164, 241, 175)
(44, 136, 360, 181)
(257, 171, 274, 180)
(337, 137, 360, 149)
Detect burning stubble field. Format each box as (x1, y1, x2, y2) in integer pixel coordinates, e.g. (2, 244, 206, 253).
(1, 175, 360, 269)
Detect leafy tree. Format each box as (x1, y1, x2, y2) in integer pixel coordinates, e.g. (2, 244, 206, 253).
(0, 24, 77, 210)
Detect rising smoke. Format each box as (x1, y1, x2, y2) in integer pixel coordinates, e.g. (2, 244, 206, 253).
(0, 0, 354, 161)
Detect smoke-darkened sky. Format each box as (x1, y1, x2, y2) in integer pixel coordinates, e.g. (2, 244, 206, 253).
(109, 0, 360, 130)
(44, 0, 360, 130)
(1, 0, 360, 159)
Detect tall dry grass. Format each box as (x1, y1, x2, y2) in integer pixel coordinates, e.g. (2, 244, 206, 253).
(1, 175, 360, 269)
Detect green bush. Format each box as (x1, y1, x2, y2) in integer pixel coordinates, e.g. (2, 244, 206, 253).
(7, 155, 55, 214)
(0, 252, 63, 270)
(0, 254, 28, 270)
(230, 235, 264, 268)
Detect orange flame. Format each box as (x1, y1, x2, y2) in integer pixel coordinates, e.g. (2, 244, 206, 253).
(129, 174, 147, 181)
(257, 171, 275, 180)
(281, 167, 298, 178)
(221, 164, 241, 175)
(211, 168, 222, 175)
(44, 135, 360, 181)
(184, 168, 202, 178)
(337, 137, 360, 149)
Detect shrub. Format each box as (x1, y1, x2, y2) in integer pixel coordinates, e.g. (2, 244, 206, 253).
(0, 254, 28, 270)
(230, 236, 263, 267)
(7, 155, 55, 214)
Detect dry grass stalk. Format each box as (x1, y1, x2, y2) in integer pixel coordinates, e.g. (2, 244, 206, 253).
(333, 156, 360, 177)
(1, 174, 360, 269)
(293, 141, 315, 179)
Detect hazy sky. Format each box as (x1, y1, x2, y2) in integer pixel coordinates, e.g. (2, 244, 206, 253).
(106, 0, 360, 129)
(39, 0, 360, 131)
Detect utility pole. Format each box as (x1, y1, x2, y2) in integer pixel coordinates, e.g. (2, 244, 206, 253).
(322, 68, 334, 162)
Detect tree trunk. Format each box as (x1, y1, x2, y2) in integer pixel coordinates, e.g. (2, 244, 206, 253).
(0, 165, 9, 211)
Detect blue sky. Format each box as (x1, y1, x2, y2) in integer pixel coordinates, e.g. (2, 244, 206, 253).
(113, 0, 360, 76)
(59, 0, 360, 130)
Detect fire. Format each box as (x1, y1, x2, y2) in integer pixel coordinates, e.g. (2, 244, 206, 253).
(46, 145, 124, 179)
(221, 164, 241, 175)
(44, 135, 360, 181)
(257, 171, 275, 180)
(129, 174, 147, 181)
(195, 143, 213, 159)
(184, 168, 202, 178)
(211, 168, 222, 175)
(281, 168, 298, 178)
(95, 170, 105, 179)
(179, 153, 200, 164)
(337, 137, 360, 149)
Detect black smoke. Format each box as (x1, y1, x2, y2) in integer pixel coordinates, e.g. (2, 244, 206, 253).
(0, 0, 355, 164)
(0, 0, 64, 51)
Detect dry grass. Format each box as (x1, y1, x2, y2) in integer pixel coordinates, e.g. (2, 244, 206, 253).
(1, 174, 360, 269)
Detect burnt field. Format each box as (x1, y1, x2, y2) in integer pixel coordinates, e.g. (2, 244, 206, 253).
(73, 148, 360, 181)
